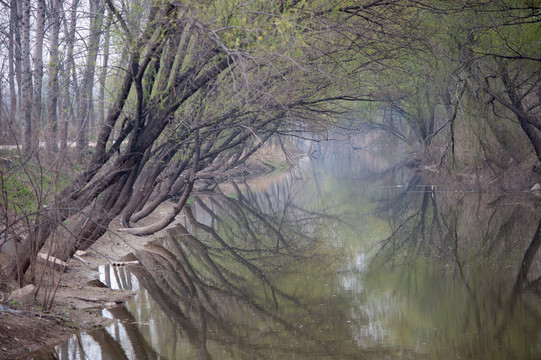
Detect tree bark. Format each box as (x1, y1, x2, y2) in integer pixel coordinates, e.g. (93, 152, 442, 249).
(12, 0, 22, 123)
(20, 0, 33, 156)
(31, 0, 46, 152)
(59, 0, 79, 152)
(98, 11, 112, 126)
(75, 0, 104, 160)
(7, 0, 19, 141)
(46, 0, 62, 153)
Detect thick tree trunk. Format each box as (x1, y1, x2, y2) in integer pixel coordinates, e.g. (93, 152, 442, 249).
(122, 142, 191, 225)
(121, 181, 194, 236)
(517, 116, 541, 162)
(76, 0, 105, 160)
(58, 0, 79, 151)
(53, 171, 136, 261)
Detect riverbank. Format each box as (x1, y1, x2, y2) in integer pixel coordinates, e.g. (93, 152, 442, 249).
(0, 144, 302, 359)
(411, 148, 541, 193)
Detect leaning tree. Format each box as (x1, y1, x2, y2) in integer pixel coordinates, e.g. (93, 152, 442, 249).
(3, 0, 412, 281)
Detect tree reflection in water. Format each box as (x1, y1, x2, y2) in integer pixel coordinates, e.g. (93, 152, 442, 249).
(37, 146, 541, 360)
(125, 182, 358, 359)
(46, 174, 382, 360)
(370, 179, 541, 359)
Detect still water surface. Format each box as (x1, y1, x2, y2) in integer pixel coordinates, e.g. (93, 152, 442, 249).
(37, 145, 541, 359)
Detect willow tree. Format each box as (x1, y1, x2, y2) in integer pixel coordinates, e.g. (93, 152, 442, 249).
(402, 0, 541, 168)
(3, 0, 405, 280)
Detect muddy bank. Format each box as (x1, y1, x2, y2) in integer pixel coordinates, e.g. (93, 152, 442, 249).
(0, 222, 155, 359)
(0, 287, 134, 359)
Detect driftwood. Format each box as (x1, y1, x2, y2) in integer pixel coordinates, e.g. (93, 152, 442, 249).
(36, 253, 68, 271)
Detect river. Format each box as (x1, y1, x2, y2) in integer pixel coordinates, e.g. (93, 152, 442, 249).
(33, 143, 541, 359)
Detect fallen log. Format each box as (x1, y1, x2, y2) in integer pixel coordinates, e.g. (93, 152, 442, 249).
(37, 253, 68, 271)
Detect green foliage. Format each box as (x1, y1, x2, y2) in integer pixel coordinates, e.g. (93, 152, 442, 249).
(0, 157, 71, 216)
(1, 172, 35, 213)
(260, 158, 288, 174)
(348, 0, 541, 169)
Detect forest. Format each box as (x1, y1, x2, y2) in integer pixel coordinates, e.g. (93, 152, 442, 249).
(0, 0, 540, 285)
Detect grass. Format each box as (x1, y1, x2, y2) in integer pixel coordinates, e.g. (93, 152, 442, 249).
(261, 159, 289, 175)
(0, 154, 72, 215)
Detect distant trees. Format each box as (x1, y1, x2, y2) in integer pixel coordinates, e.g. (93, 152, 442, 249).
(340, 1, 540, 171)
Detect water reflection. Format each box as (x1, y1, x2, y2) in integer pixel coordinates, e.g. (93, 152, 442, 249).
(367, 178, 541, 359)
(33, 143, 541, 359)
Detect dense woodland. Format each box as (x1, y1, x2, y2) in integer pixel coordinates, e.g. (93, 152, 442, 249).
(0, 0, 540, 283)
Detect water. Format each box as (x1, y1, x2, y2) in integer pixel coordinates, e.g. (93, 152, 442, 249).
(33, 145, 541, 359)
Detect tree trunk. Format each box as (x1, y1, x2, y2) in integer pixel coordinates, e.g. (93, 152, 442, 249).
(517, 116, 541, 162)
(98, 11, 112, 126)
(75, 0, 105, 160)
(0, 70, 3, 142)
(424, 89, 436, 145)
(12, 0, 22, 123)
(59, 0, 79, 151)
(499, 64, 541, 164)
(31, 0, 46, 152)
(20, 0, 33, 156)
(46, 0, 62, 153)
(7, 0, 19, 142)
(58, 61, 70, 152)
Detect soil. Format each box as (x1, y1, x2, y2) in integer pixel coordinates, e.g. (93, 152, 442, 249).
(0, 144, 301, 359)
